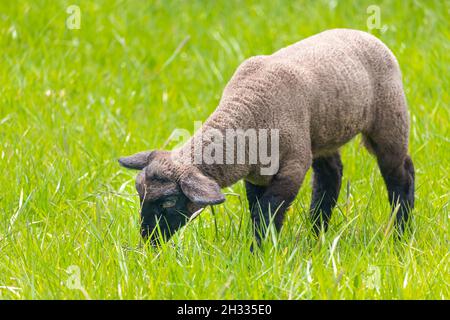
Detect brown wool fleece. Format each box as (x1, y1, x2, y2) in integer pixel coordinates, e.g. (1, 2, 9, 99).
(174, 28, 410, 188)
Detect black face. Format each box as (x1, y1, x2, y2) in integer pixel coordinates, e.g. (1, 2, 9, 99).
(119, 150, 226, 246)
(140, 193, 191, 245)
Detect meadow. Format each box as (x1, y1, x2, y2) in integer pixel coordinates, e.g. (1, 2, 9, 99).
(0, 0, 448, 299)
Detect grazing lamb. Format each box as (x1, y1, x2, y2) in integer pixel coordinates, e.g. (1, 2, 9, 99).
(119, 29, 415, 247)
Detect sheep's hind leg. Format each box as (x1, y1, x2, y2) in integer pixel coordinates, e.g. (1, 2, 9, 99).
(310, 152, 343, 235)
(376, 148, 415, 236)
(363, 81, 415, 236)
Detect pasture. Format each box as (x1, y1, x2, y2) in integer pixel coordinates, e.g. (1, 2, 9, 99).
(0, 0, 448, 299)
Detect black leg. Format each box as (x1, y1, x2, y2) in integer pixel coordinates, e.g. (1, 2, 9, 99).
(251, 193, 293, 246)
(247, 160, 308, 248)
(378, 155, 415, 235)
(245, 181, 267, 251)
(310, 153, 343, 235)
(245, 180, 266, 212)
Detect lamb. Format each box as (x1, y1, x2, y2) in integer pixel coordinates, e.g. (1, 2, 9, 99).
(119, 28, 415, 247)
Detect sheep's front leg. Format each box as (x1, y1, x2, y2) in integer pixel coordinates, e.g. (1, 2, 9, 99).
(245, 181, 266, 212)
(250, 160, 309, 248)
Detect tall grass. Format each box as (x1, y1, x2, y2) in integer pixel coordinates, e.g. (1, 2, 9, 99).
(0, 0, 448, 299)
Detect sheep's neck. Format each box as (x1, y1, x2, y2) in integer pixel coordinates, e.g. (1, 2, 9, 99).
(177, 97, 262, 188)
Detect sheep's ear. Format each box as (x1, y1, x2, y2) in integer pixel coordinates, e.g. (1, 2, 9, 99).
(180, 169, 225, 206)
(118, 151, 153, 170)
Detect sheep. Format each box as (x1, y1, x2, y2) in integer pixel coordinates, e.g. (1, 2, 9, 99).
(119, 28, 415, 247)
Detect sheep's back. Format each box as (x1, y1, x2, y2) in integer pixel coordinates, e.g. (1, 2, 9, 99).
(268, 29, 402, 156)
(214, 29, 403, 162)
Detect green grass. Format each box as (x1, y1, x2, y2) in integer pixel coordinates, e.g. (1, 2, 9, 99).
(0, 0, 449, 299)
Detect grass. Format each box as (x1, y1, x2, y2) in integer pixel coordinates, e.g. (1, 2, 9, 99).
(0, 0, 448, 299)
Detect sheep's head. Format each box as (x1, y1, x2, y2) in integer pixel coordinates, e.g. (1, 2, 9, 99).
(118, 150, 225, 245)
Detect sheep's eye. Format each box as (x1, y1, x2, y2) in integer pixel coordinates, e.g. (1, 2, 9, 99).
(161, 197, 177, 208)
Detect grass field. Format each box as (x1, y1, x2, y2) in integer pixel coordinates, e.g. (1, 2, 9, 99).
(0, 0, 449, 299)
